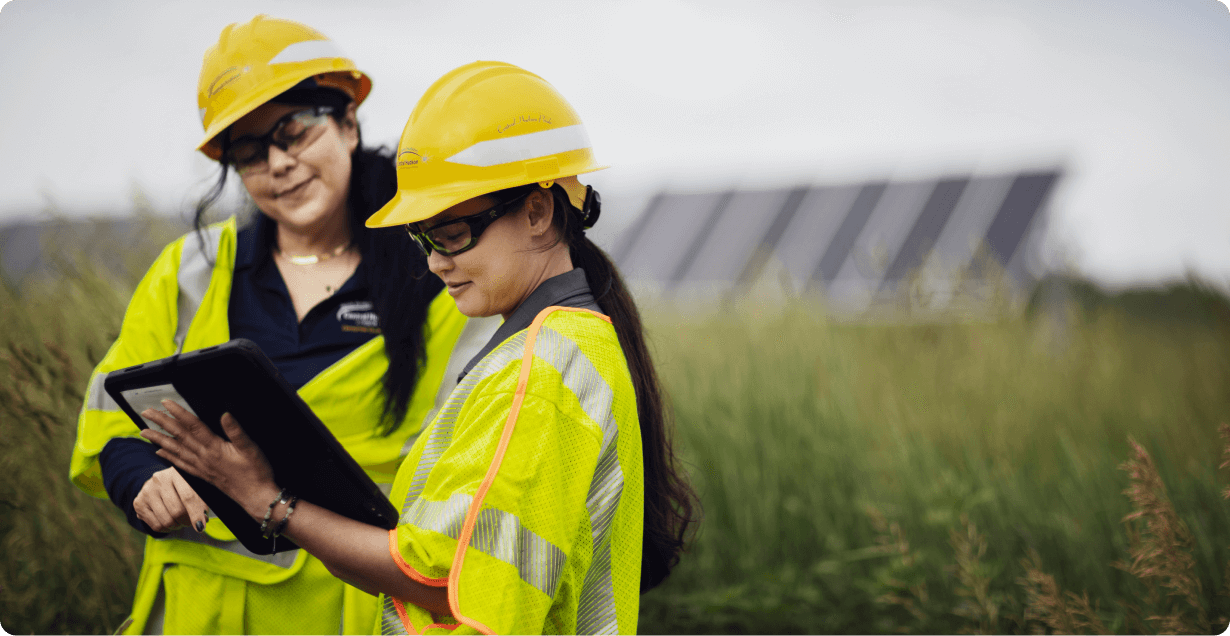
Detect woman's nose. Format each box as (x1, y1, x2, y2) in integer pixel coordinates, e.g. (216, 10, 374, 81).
(426, 249, 451, 275)
(267, 145, 297, 174)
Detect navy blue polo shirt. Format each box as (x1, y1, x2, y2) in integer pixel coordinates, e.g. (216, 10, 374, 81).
(100, 216, 385, 535)
(228, 216, 381, 388)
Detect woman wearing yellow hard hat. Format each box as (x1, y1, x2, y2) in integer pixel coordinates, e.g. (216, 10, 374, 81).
(69, 16, 491, 635)
(139, 60, 699, 634)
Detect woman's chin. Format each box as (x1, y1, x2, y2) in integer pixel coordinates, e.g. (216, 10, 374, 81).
(265, 200, 343, 231)
(453, 293, 498, 319)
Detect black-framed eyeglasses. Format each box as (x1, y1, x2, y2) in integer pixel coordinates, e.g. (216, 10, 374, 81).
(224, 106, 335, 175)
(405, 193, 530, 257)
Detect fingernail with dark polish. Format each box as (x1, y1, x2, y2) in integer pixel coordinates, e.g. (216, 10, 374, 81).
(195, 520, 205, 532)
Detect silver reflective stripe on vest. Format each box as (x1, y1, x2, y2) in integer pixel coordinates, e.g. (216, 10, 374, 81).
(174, 227, 223, 354)
(403, 315, 500, 455)
(380, 594, 407, 635)
(400, 491, 470, 536)
(164, 527, 299, 568)
(470, 505, 568, 597)
(401, 491, 566, 598)
(534, 326, 623, 634)
(85, 370, 120, 412)
(401, 331, 528, 508)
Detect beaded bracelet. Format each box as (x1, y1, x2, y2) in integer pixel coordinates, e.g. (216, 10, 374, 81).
(273, 495, 298, 538)
(270, 495, 298, 552)
(260, 488, 288, 539)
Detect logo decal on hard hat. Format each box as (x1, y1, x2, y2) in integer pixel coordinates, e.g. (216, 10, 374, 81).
(208, 66, 246, 97)
(396, 149, 421, 167)
(496, 113, 553, 135)
(445, 124, 592, 168)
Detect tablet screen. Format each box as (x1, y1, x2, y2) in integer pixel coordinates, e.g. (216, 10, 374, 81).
(119, 384, 197, 439)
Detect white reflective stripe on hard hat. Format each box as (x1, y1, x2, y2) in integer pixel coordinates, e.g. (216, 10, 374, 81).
(445, 124, 592, 167)
(268, 38, 346, 65)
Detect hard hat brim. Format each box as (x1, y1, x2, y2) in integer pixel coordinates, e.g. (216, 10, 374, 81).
(366, 165, 607, 228)
(196, 71, 371, 161)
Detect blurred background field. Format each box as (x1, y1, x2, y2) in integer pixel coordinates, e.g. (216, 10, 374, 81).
(2, 224, 1228, 634)
(4, 1, 1230, 633)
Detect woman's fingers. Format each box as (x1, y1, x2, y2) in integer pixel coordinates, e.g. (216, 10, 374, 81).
(135, 468, 185, 532)
(143, 496, 176, 532)
(140, 423, 190, 460)
(158, 477, 191, 527)
(219, 412, 255, 452)
(168, 468, 210, 532)
(140, 406, 278, 509)
(159, 400, 214, 448)
(143, 429, 208, 482)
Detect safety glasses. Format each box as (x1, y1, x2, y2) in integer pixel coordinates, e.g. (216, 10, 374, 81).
(224, 106, 335, 176)
(405, 193, 530, 257)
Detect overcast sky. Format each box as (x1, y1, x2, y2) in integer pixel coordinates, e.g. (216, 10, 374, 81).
(1, 0, 1228, 287)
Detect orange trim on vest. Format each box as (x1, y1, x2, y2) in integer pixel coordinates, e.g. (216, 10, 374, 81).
(390, 528, 448, 635)
(393, 595, 421, 635)
(389, 529, 449, 587)
(446, 306, 610, 634)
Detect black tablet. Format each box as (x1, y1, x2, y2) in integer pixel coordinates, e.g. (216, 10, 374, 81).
(104, 338, 398, 554)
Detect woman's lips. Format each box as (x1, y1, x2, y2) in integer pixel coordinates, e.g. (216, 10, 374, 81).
(446, 281, 470, 296)
(275, 177, 312, 198)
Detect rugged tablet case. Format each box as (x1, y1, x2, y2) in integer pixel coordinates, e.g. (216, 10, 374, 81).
(104, 338, 398, 554)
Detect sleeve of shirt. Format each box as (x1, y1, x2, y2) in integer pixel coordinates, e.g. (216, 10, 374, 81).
(98, 438, 173, 537)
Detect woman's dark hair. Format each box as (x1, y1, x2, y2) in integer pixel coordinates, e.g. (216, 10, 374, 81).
(192, 88, 439, 433)
(495, 183, 700, 593)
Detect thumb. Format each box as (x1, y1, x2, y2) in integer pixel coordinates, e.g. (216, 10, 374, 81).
(219, 412, 255, 450)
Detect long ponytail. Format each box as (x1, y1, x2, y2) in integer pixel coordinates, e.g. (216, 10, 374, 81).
(514, 184, 700, 592)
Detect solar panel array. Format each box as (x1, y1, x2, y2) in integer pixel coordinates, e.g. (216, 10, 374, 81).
(612, 170, 1060, 314)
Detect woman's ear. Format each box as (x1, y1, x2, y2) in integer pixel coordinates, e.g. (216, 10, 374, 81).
(340, 102, 359, 154)
(524, 189, 555, 238)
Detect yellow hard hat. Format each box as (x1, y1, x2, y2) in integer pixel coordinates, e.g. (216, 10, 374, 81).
(366, 61, 607, 228)
(196, 15, 372, 161)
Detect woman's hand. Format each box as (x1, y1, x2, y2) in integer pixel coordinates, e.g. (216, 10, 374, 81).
(139, 401, 279, 518)
(134, 466, 210, 533)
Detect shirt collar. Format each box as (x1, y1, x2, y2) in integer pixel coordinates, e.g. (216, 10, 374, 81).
(234, 214, 369, 296)
(234, 213, 276, 272)
(458, 268, 601, 381)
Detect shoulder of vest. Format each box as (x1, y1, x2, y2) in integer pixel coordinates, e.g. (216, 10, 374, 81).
(535, 306, 611, 333)
(537, 307, 617, 346)
(169, 217, 238, 266)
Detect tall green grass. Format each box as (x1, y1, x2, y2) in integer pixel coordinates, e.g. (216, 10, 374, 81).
(2, 227, 1228, 633)
(1, 269, 145, 634)
(639, 300, 1230, 634)
(1, 223, 177, 635)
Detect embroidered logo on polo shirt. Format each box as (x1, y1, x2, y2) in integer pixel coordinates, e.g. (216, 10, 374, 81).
(337, 301, 381, 334)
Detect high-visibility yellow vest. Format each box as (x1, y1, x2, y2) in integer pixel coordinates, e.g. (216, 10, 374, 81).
(69, 218, 499, 634)
(381, 307, 644, 635)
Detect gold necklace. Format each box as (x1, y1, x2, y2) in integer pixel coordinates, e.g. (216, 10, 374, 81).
(277, 243, 351, 266)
